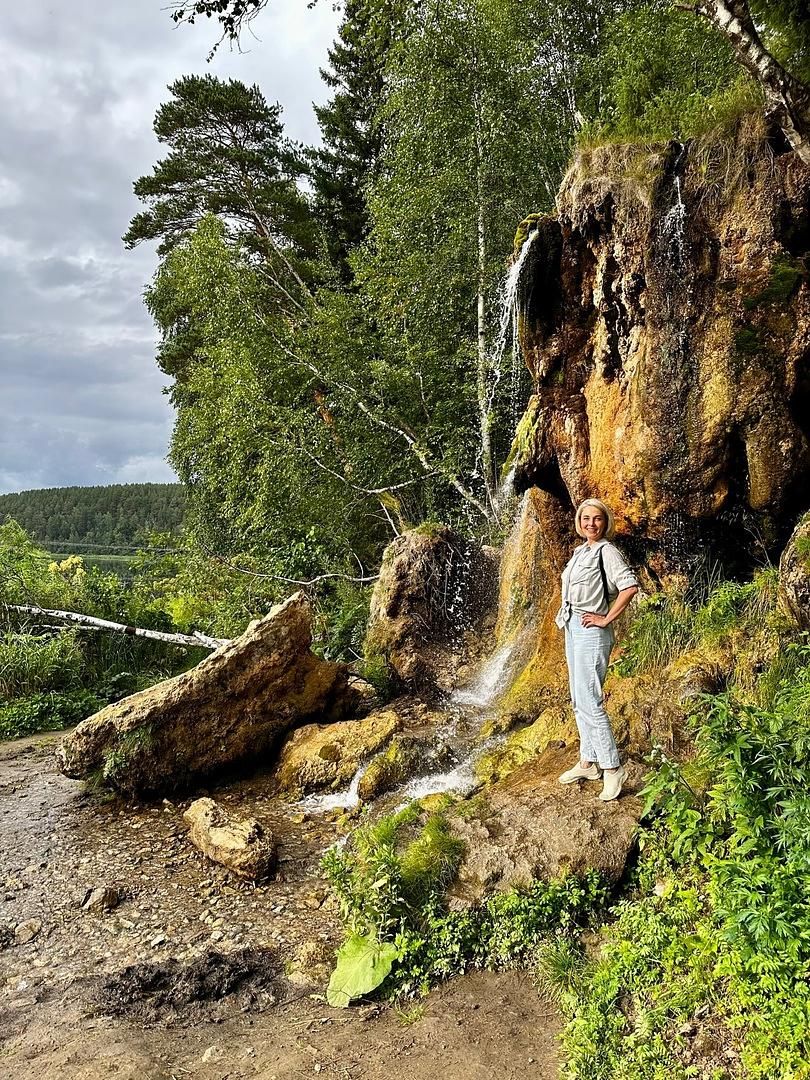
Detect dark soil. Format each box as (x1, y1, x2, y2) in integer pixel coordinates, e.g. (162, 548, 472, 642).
(97, 946, 283, 1025)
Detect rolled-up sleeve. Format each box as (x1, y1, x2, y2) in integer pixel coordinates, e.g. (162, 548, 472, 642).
(602, 544, 639, 593)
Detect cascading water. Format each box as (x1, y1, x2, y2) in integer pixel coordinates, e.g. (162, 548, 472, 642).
(662, 143, 688, 267)
(490, 228, 540, 431)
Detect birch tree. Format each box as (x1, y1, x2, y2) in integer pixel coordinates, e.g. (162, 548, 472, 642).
(683, 0, 810, 161)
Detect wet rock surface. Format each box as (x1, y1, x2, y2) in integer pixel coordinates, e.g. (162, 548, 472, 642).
(450, 743, 644, 906)
(276, 707, 404, 796)
(779, 511, 810, 628)
(56, 592, 353, 797)
(366, 526, 498, 695)
(183, 797, 277, 881)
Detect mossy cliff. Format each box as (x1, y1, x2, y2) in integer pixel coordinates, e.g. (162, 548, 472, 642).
(497, 118, 810, 721)
(510, 116, 810, 585)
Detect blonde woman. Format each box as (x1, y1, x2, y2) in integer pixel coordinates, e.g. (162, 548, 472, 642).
(555, 499, 639, 801)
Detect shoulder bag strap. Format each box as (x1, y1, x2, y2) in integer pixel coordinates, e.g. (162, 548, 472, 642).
(598, 547, 610, 611)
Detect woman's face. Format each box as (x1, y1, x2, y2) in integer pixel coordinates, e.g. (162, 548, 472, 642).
(580, 507, 606, 541)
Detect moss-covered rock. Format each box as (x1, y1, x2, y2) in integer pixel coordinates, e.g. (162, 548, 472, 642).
(275, 708, 404, 797)
(779, 512, 810, 629)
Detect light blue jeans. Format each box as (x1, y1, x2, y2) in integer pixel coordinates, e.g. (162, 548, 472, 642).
(563, 619, 621, 769)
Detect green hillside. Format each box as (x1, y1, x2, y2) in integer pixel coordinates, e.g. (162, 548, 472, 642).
(0, 484, 185, 551)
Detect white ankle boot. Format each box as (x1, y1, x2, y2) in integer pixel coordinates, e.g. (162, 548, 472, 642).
(558, 761, 602, 784)
(598, 765, 627, 801)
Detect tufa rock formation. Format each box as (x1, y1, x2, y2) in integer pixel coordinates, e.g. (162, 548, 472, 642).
(510, 118, 810, 583)
(183, 798, 277, 881)
(365, 525, 499, 695)
(56, 593, 355, 797)
(496, 117, 810, 718)
(778, 510, 810, 628)
(449, 743, 643, 906)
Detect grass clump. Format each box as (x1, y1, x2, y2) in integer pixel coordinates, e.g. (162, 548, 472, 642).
(0, 631, 84, 698)
(322, 803, 609, 1000)
(617, 568, 782, 679)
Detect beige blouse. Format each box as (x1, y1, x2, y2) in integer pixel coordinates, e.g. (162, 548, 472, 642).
(555, 540, 638, 629)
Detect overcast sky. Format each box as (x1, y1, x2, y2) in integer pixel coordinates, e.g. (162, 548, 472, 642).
(0, 0, 339, 495)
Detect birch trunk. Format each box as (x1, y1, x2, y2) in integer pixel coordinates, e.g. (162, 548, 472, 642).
(474, 82, 497, 517)
(692, 0, 810, 164)
(8, 605, 229, 649)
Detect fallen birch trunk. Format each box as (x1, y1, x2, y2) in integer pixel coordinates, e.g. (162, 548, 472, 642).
(7, 604, 229, 649)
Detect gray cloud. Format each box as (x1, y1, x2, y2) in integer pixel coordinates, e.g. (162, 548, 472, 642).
(0, 0, 338, 494)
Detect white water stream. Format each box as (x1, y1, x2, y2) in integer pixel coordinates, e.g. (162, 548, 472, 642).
(297, 630, 530, 813)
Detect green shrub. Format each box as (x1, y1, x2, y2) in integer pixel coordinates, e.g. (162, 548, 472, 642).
(0, 689, 105, 740)
(0, 632, 84, 698)
(562, 645, 810, 1079)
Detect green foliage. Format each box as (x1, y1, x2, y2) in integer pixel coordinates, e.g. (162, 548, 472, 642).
(0, 690, 105, 741)
(735, 324, 763, 356)
(580, 2, 759, 142)
(322, 802, 608, 1000)
(743, 257, 805, 309)
(617, 569, 782, 676)
(0, 484, 184, 551)
(326, 933, 400, 1008)
(562, 645, 810, 1079)
(124, 74, 314, 266)
(0, 632, 84, 698)
(310, 0, 403, 280)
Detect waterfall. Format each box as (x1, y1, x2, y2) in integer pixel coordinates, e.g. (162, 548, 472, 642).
(490, 229, 539, 432)
(663, 143, 688, 267)
(295, 759, 367, 813)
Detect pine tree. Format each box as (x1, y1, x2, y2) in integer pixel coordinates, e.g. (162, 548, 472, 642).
(310, 0, 403, 281)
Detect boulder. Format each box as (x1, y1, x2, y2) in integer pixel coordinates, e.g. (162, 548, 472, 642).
(365, 526, 499, 694)
(275, 708, 403, 796)
(56, 593, 354, 796)
(356, 735, 430, 802)
(779, 512, 810, 629)
(184, 798, 276, 881)
(449, 743, 643, 907)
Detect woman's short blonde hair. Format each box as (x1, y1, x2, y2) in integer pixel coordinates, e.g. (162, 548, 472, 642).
(575, 498, 616, 540)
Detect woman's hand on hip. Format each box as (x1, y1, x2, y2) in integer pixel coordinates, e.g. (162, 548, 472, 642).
(581, 612, 609, 628)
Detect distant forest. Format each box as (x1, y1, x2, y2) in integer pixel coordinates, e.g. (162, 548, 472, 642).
(0, 484, 186, 551)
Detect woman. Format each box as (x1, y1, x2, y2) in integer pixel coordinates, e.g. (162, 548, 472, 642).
(555, 498, 639, 801)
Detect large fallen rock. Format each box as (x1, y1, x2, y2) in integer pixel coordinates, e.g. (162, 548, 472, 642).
(184, 798, 276, 881)
(56, 593, 353, 796)
(275, 707, 404, 796)
(779, 511, 810, 629)
(449, 743, 643, 907)
(365, 526, 498, 695)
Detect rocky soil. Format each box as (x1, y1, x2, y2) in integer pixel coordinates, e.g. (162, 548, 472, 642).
(0, 732, 564, 1080)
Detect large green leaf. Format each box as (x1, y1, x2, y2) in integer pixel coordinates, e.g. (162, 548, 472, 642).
(326, 933, 399, 1008)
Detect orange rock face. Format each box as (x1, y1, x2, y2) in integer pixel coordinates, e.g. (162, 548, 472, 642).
(510, 119, 810, 584)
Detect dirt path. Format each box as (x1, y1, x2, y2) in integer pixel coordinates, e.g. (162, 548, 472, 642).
(0, 733, 562, 1079)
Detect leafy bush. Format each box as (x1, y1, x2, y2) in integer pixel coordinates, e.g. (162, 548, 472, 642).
(0, 689, 105, 740)
(562, 645, 810, 1079)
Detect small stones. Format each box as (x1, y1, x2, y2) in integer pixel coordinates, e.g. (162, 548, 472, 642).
(81, 885, 124, 914)
(14, 919, 42, 945)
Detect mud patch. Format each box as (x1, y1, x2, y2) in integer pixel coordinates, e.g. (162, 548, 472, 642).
(97, 947, 283, 1025)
